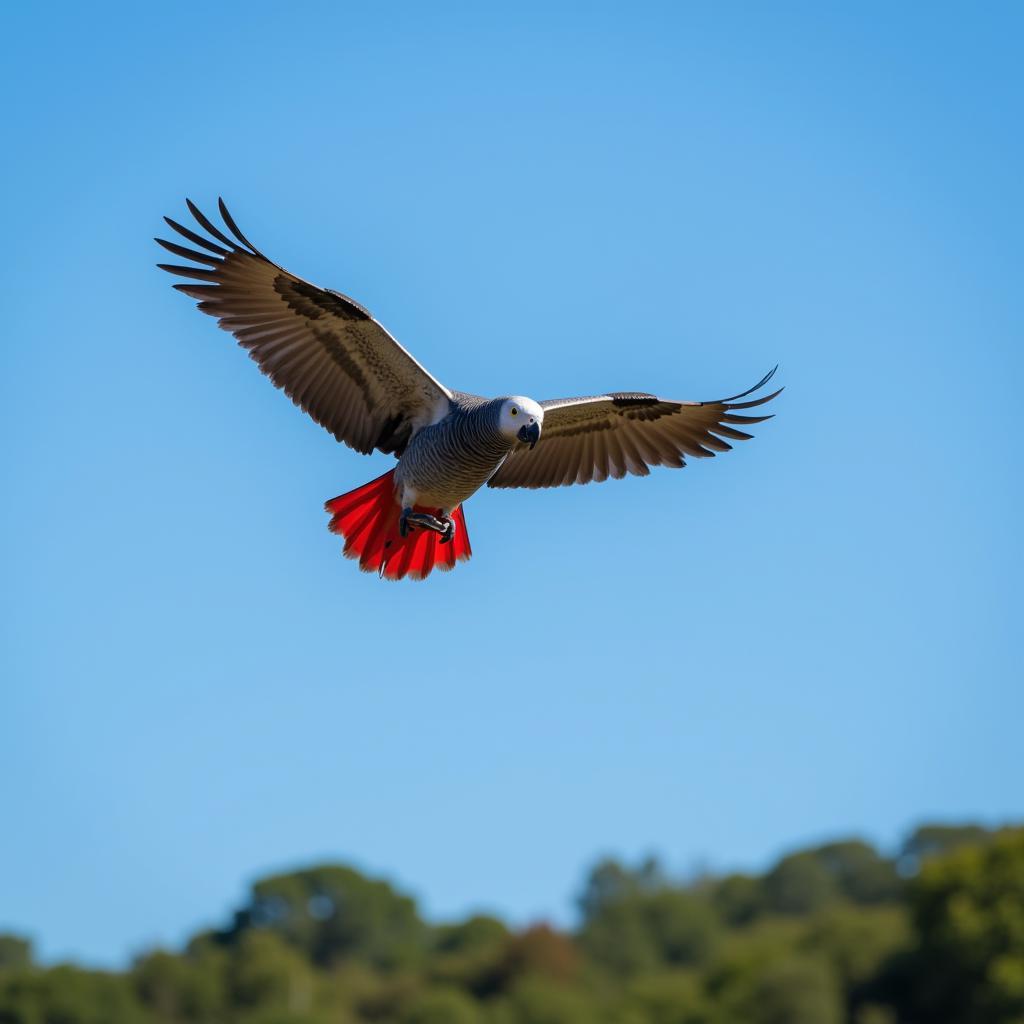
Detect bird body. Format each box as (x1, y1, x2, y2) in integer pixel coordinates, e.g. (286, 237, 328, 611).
(394, 396, 533, 511)
(158, 199, 780, 580)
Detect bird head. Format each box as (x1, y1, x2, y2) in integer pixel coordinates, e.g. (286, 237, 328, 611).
(498, 397, 543, 449)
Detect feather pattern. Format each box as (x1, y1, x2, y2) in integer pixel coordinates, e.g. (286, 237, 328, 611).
(157, 199, 782, 578)
(396, 398, 514, 510)
(156, 198, 453, 455)
(488, 369, 782, 489)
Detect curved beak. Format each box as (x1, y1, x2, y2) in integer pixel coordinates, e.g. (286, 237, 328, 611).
(517, 421, 541, 450)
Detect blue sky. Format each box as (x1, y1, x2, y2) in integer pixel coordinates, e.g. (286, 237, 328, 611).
(2, 2, 1021, 967)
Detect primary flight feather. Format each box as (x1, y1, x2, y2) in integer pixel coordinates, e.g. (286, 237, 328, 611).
(157, 199, 781, 580)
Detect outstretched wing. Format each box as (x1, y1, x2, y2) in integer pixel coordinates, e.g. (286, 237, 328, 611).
(488, 368, 781, 489)
(157, 199, 453, 455)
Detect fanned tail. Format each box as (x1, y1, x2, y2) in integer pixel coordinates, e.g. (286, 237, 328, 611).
(325, 470, 472, 581)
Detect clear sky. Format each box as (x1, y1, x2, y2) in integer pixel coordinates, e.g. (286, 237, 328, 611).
(2, 1, 1021, 968)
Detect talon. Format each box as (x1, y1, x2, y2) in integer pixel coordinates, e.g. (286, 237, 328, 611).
(399, 507, 413, 538)
(401, 510, 447, 536)
(439, 515, 456, 545)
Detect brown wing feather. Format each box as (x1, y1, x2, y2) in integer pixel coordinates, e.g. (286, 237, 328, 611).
(156, 199, 452, 455)
(488, 370, 781, 489)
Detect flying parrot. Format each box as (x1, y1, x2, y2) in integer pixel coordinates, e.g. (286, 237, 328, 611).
(157, 199, 781, 581)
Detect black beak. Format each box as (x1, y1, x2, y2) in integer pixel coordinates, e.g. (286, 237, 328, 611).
(517, 421, 541, 450)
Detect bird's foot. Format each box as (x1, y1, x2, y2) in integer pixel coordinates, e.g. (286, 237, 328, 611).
(438, 515, 456, 545)
(400, 508, 450, 538)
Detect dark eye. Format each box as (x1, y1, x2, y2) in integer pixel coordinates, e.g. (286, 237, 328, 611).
(510, 407, 518, 417)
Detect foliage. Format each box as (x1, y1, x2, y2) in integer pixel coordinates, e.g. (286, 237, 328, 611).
(901, 824, 992, 865)
(0, 939, 32, 973)
(578, 858, 721, 975)
(223, 865, 428, 970)
(903, 828, 1024, 1023)
(0, 824, 1020, 1024)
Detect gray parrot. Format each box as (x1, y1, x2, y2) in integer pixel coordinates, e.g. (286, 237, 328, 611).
(157, 199, 781, 580)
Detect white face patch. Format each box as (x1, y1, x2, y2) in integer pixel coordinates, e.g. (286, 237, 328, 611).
(498, 396, 544, 442)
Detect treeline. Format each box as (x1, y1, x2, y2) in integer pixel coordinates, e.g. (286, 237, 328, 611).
(1, 824, 1022, 1024)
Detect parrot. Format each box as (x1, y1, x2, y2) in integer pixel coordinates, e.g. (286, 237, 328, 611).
(157, 199, 781, 581)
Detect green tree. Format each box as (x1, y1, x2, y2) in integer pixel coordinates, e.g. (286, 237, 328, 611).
(578, 857, 666, 921)
(763, 852, 837, 915)
(401, 986, 482, 1024)
(499, 977, 597, 1024)
(621, 970, 713, 1024)
(809, 841, 901, 905)
(0, 936, 32, 972)
(901, 823, 991, 865)
(579, 860, 720, 976)
(227, 865, 427, 969)
(714, 954, 843, 1024)
(745, 957, 843, 1024)
(226, 930, 315, 1015)
(711, 874, 764, 927)
(434, 917, 510, 957)
(134, 947, 226, 1022)
(800, 905, 911, 1018)
(0, 965, 146, 1024)
(430, 916, 510, 996)
(4, 829, 1022, 1024)
(716, 842, 899, 926)
(904, 827, 1024, 1023)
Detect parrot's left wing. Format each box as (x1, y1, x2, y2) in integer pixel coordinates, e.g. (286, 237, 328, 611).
(157, 199, 453, 456)
(488, 369, 781, 489)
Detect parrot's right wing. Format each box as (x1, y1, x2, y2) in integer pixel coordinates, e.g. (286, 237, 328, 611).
(488, 369, 781, 489)
(157, 199, 453, 456)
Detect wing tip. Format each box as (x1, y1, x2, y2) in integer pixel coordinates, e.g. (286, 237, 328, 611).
(720, 365, 781, 403)
(217, 196, 265, 257)
(705, 367, 784, 410)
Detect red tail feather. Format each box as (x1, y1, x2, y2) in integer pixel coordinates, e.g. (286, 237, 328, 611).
(324, 470, 472, 581)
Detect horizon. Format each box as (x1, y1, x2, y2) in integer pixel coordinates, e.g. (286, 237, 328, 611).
(9, 815, 1012, 970)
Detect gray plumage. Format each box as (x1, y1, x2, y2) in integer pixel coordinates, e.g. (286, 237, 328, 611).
(395, 398, 513, 511)
(157, 199, 780, 575)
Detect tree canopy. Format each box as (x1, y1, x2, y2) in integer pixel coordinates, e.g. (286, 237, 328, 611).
(1, 823, 1020, 1024)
